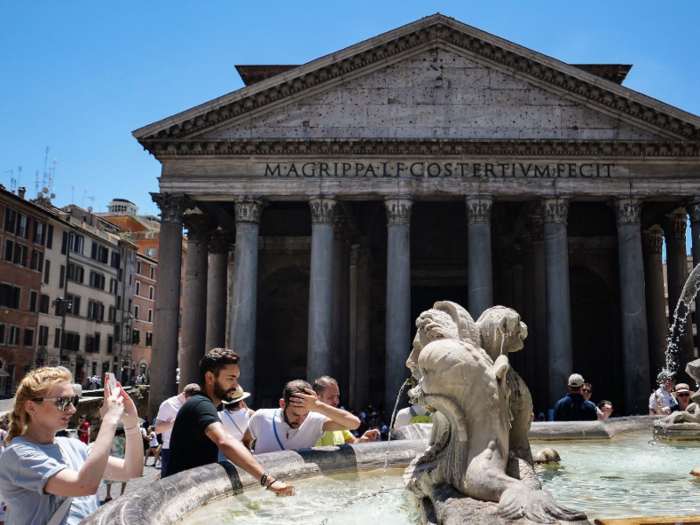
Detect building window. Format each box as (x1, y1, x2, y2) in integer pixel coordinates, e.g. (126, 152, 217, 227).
(136, 261, 142, 275)
(146, 331, 152, 347)
(116, 295, 121, 309)
(132, 329, 140, 345)
(89, 271, 105, 290)
(109, 278, 117, 294)
(38, 325, 49, 346)
(4, 208, 17, 233)
(68, 233, 84, 254)
(29, 290, 38, 313)
(147, 248, 158, 259)
(87, 300, 105, 321)
(0, 284, 21, 309)
(114, 324, 121, 343)
(59, 264, 65, 288)
(0, 324, 5, 345)
(91, 243, 109, 264)
(65, 294, 81, 316)
(108, 306, 116, 323)
(44, 259, 50, 284)
(135, 281, 141, 296)
(147, 309, 152, 323)
(134, 305, 139, 320)
(85, 334, 98, 353)
(128, 299, 132, 312)
(53, 327, 61, 348)
(149, 286, 154, 300)
(8, 326, 20, 345)
(23, 328, 34, 347)
(17, 215, 29, 239)
(63, 332, 80, 351)
(111, 252, 120, 269)
(46, 224, 53, 249)
(107, 335, 114, 354)
(3, 239, 13, 261)
(67, 263, 84, 283)
(30, 250, 42, 271)
(39, 294, 50, 314)
(12, 243, 27, 266)
(34, 222, 45, 245)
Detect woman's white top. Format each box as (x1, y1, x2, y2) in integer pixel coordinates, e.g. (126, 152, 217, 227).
(219, 408, 252, 441)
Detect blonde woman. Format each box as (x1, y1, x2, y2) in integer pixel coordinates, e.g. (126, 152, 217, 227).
(0, 367, 143, 524)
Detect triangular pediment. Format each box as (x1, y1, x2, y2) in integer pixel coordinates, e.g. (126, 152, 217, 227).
(134, 14, 700, 144)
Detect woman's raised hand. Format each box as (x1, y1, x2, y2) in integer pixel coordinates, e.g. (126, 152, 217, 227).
(116, 381, 139, 428)
(99, 380, 125, 424)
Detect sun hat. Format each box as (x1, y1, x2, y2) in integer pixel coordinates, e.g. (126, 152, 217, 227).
(224, 386, 251, 405)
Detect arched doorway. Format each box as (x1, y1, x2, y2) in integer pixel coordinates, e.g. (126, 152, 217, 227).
(570, 266, 623, 410)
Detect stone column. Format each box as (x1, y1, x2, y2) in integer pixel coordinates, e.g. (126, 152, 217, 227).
(542, 197, 573, 409)
(148, 193, 189, 420)
(664, 210, 694, 381)
(466, 195, 493, 319)
(688, 200, 700, 355)
(349, 243, 371, 410)
(614, 197, 651, 414)
(180, 214, 214, 389)
(528, 214, 549, 412)
(384, 196, 413, 411)
(643, 226, 667, 382)
(230, 197, 264, 396)
(519, 232, 537, 393)
(331, 216, 351, 390)
(206, 230, 231, 351)
(307, 196, 337, 383)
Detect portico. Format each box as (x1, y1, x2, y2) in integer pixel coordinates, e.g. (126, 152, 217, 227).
(137, 15, 700, 419)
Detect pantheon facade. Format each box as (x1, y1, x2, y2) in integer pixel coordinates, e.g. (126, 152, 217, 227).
(136, 15, 700, 419)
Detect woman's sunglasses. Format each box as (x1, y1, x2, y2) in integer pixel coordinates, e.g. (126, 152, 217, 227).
(677, 393, 691, 398)
(31, 396, 80, 411)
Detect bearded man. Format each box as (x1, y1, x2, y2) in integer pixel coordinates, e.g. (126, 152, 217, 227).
(165, 348, 294, 497)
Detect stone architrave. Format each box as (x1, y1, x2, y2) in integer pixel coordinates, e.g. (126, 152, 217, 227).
(180, 214, 216, 389)
(307, 196, 337, 382)
(614, 197, 650, 414)
(688, 199, 700, 354)
(466, 195, 493, 319)
(643, 226, 667, 382)
(664, 210, 695, 382)
(230, 197, 265, 396)
(149, 192, 190, 419)
(206, 230, 232, 351)
(542, 197, 573, 409)
(385, 196, 413, 411)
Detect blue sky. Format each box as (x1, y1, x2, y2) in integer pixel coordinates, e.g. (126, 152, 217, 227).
(1, 1, 699, 224)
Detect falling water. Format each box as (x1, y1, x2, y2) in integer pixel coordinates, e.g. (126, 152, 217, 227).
(664, 262, 700, 385)
(382, 378, 410, 482)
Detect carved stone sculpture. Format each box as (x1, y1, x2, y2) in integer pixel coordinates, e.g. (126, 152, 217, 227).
(404, 301, 586, 524)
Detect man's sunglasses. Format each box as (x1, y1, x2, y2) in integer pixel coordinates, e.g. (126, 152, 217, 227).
(582, 389, 592, 393)
(31, 396, 80, 411)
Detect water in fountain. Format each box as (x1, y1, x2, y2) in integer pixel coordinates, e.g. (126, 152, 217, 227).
(382, 378, 410, 482)
(664, 262, 700, 385)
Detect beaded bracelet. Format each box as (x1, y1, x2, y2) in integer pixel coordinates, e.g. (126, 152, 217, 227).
(124, 425, 140, 435)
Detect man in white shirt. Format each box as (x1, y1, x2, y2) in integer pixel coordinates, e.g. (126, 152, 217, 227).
(394, 404, 432, 430)
(649, 370, 677, 415)
(242, 380, 360, 454)
(155, 383, 200, 477)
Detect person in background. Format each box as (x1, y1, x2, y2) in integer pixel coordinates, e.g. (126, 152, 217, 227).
(217, 386, 255, 461)
(0, 367, 143, 524)
(312, 376, 379, 445)
(673, 383, 694, 412)
(102, 426, 128, 502)
(582, 383, 605, 419)
(77, 414, 90, 444)
(393, 404, 433, 431)
(553, 373, 597, 421)
(144, 426, 161, 467)
(649, 371, 677, 415)
(155, 383, 200, 478)
(597, 400, 613, 419)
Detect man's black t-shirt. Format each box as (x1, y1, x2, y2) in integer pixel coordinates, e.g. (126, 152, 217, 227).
(553, 393, 598, 422)
(165, 392, 220, 477)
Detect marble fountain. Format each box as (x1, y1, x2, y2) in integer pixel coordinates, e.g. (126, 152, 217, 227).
(81, 300, 700, 525)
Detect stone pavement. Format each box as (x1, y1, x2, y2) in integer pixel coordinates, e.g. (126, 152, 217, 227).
(97, 461, 161, 504)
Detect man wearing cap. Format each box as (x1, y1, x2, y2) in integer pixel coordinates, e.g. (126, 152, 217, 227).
(649, 371, 677, 415)
(673, 383, 694, 412)
(553, 374, 598, 421)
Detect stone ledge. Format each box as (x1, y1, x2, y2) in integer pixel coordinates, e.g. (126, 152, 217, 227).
(80, 439, 427, 525)
(529, 415, 658, 440)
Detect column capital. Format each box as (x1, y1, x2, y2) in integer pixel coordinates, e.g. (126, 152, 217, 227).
(542, 196, 569, 224)
(527, 214, 544, 241)
(209, 230, 233, 254)
(664, 210, 688, 240)
(687, 199, 700, 225)
(642, 226, 664, 255)
(183, 214, 217, 242)
(465, 194, 493, 224)
(234, 196, 265, 225)
(385, 196, 413, 225)
(614, 197, 643, 226)
(309, 196, 337, 224)
(151, 193, 192, 224)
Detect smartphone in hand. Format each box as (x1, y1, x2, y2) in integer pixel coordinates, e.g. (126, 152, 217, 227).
(106, 373, 120, 397)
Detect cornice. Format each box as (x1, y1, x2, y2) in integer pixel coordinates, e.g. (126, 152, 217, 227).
(136, 18, 700, 143)
(140, 138, 700, 158)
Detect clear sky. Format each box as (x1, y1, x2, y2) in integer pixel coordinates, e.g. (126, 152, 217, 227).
(1, 1, 699, 220)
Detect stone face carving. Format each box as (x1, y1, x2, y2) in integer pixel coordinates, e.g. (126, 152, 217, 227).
(642, 226, 664, 255)
(405, 301, 586, 524)
(665, 211, 688, 240)
(466, 195, 492, 224)
(542, 197, 569, 224)
(614, 197, 642, 225)
(234, 197, 265, 224)
(385, 197, 413, 225)
(309, 196, 337, 224)
(151, 192, 191, 224)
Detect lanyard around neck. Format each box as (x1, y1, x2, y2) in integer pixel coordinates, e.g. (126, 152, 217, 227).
(272, 410, 285, 451)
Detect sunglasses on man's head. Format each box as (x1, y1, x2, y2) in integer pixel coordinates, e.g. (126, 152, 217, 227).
(31, 396, 80, 412)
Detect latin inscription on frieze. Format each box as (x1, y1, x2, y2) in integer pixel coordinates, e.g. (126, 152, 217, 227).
(264, 162, 614, 179)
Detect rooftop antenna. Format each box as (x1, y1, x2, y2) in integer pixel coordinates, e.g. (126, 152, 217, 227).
(17, 166, 22, 188)
(42, 147, 49, 188)
(35, 170, 40, 194)
(48, 158, 57, 192)
(88, 195, 95, 211)
(71, 185, 75, 203)
(5, 169, 16, 192)
(81, 189, 89, 207)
